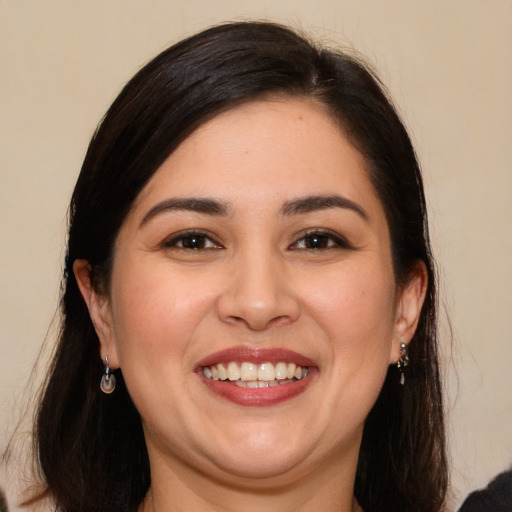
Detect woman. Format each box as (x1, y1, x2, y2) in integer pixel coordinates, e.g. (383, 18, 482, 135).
(28, 21, 446, 511)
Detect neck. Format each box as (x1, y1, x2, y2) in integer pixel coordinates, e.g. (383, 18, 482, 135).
(142, 491, 363, 512)
(139, 445, 363, 512)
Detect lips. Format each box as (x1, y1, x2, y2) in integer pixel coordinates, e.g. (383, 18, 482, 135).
(196, 348, 316, 406)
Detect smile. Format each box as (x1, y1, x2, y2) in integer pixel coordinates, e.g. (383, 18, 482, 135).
(197, 348, 316, 406)
(202, 361, 309, 387)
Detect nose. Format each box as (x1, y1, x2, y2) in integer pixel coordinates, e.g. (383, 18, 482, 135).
(216, 251, 301, 331)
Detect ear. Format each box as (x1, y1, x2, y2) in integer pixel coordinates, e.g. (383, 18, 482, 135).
(73, 259, 120, 369)
(389, 261, 428, 364)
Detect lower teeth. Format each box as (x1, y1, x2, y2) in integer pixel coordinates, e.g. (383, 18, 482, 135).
(234, 379, 298, 388)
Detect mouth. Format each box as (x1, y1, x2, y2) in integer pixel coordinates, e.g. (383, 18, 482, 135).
(196, 348, 316, 406)
(202, 361, 309, 388)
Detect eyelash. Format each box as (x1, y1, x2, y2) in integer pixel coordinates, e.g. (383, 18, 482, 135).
(162, 230, 222, 250)
(290, 229, 354, 251)
(162, 229, 353, 252)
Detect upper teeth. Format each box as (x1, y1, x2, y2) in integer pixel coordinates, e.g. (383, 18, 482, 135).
(202, 362, 308, 382)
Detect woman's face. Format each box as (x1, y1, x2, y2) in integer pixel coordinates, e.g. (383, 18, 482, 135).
(80, 97, 425, 488)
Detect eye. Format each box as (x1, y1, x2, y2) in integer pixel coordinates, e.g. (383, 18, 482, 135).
(163, 231, 221, 250)
(290, 230, 352, 250)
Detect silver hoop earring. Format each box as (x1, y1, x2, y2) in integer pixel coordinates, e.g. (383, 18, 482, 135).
(397, 342, 409, 386)
(100, 355, 116, 394)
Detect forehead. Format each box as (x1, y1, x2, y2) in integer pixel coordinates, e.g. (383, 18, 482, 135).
(129, 97, 381, 219)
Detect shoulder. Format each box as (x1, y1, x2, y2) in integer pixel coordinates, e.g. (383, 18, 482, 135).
(458, 469, 512, 512)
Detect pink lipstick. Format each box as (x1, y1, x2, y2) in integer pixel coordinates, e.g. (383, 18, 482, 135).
(196, 347, 317, 407)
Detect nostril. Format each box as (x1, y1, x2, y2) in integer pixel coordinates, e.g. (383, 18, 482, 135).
(268, 315, 296, 327)
(223, 312, 296, 331)
(225, 315, 244, 324)
(215, 269, 301, 330)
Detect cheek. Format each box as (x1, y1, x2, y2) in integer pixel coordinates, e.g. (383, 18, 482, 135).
(107, 262, 223, 434)
(283, 262, 397, 445)
(300, 261, 396, 369)
(109, 260, 218, 373)
(306, 262, 395, 330)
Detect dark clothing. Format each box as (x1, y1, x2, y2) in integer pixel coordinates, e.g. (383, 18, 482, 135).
(0, 488, 8, 512)
(459, 470, 512, 512)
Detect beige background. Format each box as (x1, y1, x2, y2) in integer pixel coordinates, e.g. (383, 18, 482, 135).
(1, 1, 511, 510)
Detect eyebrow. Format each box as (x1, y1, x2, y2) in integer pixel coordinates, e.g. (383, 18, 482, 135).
(140, 197, 231, 227)
(281, 195, 368, 221)
(140, 193, 368, 227)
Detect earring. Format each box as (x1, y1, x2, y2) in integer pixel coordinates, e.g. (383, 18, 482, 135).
(100, 355, 116, 394)
(396, 342, 409, 386)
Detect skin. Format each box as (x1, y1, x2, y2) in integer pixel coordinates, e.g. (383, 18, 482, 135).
(75, 97, 427, 512)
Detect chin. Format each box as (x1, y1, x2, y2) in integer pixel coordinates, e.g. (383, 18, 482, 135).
(200, 431, 319, 483)
(210, 454, 312, 486)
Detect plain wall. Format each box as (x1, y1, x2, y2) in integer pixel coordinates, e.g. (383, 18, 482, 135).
(1, 1, 511, 510)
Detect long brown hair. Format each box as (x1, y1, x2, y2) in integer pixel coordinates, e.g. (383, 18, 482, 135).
(31, 21, 446, 512)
